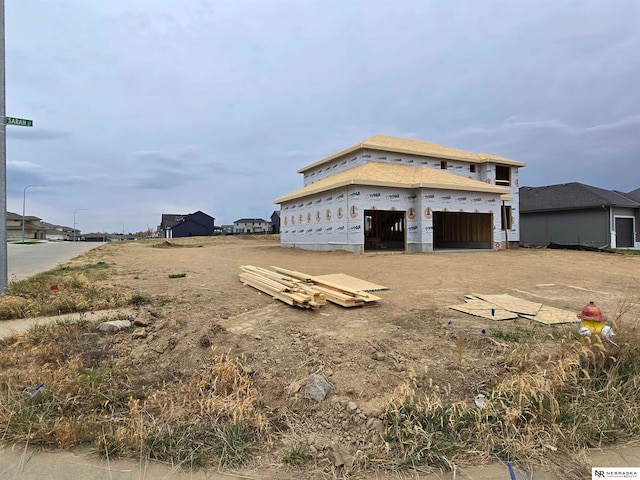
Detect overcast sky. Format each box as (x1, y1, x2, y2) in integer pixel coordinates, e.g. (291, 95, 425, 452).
(5, 0, 639, 233)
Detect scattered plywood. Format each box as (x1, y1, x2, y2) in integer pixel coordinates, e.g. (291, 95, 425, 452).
(312, 273, 389, 292)
(472, 293, 542, 316)
(451, 293, 580, 326)
(449, 299, 518, 321)
(519, 305, 579, 325)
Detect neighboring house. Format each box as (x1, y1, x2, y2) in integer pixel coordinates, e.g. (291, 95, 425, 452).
(233, 218, 271, 234)
(6, 211, 46, 241)
(626, 187, 640, 203)
(270, 210, 281, 234)
(42, 222, 78, 241)
(220, 225, 234, 235)
(158, 211, 215, 238)
(273, 134, 524, 253)
(520, 183, 640, 249)
(82, 233, 116, 242)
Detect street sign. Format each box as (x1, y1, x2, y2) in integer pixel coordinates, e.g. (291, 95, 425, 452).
(4, 116, 33, 127)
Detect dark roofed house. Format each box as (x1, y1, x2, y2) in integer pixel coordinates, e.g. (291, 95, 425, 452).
(270, 210, 281, 234)
(625, 188, 640, 203)
(520, 182, 639, 249)
(158, 211, 215, 238)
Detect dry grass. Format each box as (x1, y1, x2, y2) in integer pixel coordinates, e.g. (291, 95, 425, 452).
(377, 298, 640, 476)
(0, 262, 137, 319)
(0, 320, 261, 468)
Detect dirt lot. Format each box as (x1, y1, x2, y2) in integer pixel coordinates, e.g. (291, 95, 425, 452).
(67, 235, 640, 477)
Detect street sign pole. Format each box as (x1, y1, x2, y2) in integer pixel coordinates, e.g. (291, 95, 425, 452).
(0, 0, 7, 296)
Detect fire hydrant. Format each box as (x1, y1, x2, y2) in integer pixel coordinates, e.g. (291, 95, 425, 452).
(578, 301, 614, 341)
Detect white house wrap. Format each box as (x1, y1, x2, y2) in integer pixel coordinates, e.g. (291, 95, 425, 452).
(274, 135, 525, 254)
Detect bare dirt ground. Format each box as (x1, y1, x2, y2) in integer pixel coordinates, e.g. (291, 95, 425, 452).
(61, 235, 640, 478)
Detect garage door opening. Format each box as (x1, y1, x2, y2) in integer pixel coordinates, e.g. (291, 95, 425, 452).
(433, 211, 492, 249)
(364, 210, 405, 252)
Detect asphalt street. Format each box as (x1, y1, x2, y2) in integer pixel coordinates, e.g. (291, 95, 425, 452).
(6, 241, 104, 281)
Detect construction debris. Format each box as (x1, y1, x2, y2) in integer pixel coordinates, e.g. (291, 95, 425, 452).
(239, 266, 382, 310)
(449, 294, 579, 325)
(449, 299, 518, 321)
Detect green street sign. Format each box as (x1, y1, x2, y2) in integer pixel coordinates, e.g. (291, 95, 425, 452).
(4, 117, 33, 127)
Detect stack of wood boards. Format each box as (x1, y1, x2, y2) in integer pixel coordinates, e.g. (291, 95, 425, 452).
(449, 293, 579, 325)
(239, 266, 382, 309)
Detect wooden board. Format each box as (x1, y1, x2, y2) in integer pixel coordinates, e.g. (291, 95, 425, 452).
(472, 294, 542, 316)
(312, 273, 389, 292)
(272, 266, 381, 303)
(519, 305, 579, 325)
(448, 299, 518, 321)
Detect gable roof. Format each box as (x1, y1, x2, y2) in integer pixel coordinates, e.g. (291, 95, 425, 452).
(161, 214, 184, 229)
(275, 161, 510, 204)
(161, 211, 214, 230)
(6, 211, 41, 221)
(234, 218, 269, 223)
(520, 183, 640, 213)
(624, 187, 640, 203)
(298, 135, 525, 173)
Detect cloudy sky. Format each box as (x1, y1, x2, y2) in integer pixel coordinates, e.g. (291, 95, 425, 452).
(4, 0, 639, 234)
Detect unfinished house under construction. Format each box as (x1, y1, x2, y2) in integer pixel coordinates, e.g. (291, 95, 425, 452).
(274, 135, 525, 253)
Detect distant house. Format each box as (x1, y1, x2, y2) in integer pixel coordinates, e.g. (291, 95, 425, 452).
(220, 225, 234, 235)
(270, 210, 281, 234)
(42, 222, 78, 241)
(5, 212, 46, 241)
(233, 218, 271, 234)
(520, 183, 640, 249)
(158, 211, 215, 238)
(80, 233, 135, 242)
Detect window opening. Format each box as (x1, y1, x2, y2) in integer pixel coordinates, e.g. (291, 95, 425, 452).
(501, 205, 512, 230)
(496, 166, 511, 186)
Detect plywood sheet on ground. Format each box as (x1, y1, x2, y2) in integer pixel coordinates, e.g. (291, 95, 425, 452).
(312, 273, 389, 292)
(472, 294, 542, 316)
(520, 305, 579, 325)
(449, 299, 518, 320)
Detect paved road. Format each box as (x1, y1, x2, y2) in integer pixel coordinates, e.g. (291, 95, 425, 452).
(7, 241, 105, 281)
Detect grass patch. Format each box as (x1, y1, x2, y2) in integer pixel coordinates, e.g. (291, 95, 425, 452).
(168, 273, 187, 278)
(282, 443, 312, 467)
(0, 322, 262, 469)
(379, 311, 640, 473)
(489, 325, 537, 343)
(0, 262, 150, 320)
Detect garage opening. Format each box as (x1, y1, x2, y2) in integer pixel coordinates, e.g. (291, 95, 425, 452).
(615, 217, 634, 248)
(364, 209, 405, 252)
(433, 211, 492, 249)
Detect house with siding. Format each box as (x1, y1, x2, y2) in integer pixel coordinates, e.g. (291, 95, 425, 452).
(5, 212, 46, 241)
(274, 135, 524, 253)
(158, 211, 215, 238)
(233, 218, 271, 234)
(520, 183, 640, 249)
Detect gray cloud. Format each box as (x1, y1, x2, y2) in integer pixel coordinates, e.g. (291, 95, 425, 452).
(7, 128, 71, 141)
(4, 0, 639, 232)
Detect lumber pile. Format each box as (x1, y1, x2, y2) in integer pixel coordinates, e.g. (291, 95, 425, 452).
(239, 266, 382, 309)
